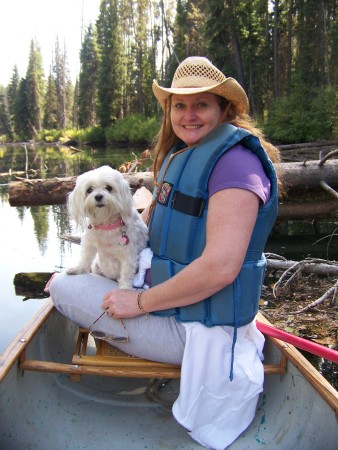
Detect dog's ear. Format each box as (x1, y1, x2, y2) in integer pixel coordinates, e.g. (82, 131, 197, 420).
(67, 183, 86, 228)
(117, 176, 135, 223)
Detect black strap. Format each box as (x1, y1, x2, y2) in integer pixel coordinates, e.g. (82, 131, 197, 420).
(171, 191, 205, 217)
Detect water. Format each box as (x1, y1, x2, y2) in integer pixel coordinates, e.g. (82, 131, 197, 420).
(0, 142, 143, 354)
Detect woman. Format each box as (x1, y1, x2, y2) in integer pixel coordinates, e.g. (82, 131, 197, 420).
(48, 56, 280, 449)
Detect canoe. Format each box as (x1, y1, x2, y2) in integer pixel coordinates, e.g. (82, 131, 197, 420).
(0, 299, 337, 450)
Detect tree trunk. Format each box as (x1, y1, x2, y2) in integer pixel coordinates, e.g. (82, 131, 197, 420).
(280, 160, 337, 189)
(8, 172, 155, 207)
(266, 258, 338, 276)
(8, 160, 338, 220)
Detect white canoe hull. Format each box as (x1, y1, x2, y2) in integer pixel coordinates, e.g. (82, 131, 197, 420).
(0, 300, 337, 449)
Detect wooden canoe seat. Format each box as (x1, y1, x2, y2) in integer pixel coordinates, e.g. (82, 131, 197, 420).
(20, 323, 287, 379)
(70, 328, 181, 380)
(68, 327, 287, 381)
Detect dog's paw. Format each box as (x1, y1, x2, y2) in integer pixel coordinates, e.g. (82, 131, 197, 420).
(118, 282, 134, 290)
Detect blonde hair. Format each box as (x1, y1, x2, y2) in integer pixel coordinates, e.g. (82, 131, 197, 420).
(151, 95, 281, 191)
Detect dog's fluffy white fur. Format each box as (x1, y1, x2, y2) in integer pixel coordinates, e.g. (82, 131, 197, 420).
(66, 165, 148, 289)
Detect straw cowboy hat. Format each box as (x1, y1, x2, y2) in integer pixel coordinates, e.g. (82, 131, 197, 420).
(153, 56, 249, 115)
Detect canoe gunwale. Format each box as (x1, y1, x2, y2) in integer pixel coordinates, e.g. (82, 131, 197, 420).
(0, 298, 54, 383)
(257, 312, 338, 416)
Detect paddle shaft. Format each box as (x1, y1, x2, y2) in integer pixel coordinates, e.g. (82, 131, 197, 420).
(256, 321, 338, 364)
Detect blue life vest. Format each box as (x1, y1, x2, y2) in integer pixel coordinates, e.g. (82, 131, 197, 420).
(148, 123, 278, 328)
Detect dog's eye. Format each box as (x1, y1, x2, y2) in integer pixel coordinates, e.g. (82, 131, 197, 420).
(106, 185, 113, 192)
(86, 187, 93, 194)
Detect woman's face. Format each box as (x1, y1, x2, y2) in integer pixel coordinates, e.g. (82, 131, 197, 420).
(170, 93, 223, 146)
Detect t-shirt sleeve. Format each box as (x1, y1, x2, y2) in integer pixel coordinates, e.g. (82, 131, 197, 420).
(208, 144, 271, 204)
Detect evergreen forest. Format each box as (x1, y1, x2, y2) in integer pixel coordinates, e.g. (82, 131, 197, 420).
(0, 0, 337, 145)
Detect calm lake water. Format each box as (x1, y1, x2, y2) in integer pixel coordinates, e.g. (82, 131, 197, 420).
(0, 142, 145, 354)
(0, 142, 336, 387)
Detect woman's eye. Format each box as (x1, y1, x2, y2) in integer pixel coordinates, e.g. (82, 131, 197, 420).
(106, 185, 113, 192)
(197, 102, 208, 108)
(86, 187, 93, 194)
(174, 103, 184, 109)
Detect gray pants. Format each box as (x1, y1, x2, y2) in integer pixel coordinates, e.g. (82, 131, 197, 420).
(49, 272, 186, 364)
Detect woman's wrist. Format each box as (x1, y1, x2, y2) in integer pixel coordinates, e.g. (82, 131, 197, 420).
(137, 291, 148, 314)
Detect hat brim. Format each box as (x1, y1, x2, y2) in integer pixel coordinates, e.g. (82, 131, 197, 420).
(152, 78, 249, 115)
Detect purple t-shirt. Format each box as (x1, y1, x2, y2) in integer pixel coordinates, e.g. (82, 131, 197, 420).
(208, 144, 271, 204)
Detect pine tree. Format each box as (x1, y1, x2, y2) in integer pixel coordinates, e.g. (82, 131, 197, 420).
(0, 86, 13, 140)
(54, 38, 71, 129)
(13, 78, 30, 140)
(7, 66, 20, 131)
(78, 24, 99, 128)
(96, 0, 124, 127)
(25, 39, 45, 138)
(165, 0, 207, 86)
(43, 68, 58, 129)
(132, 0, 157, 116)
(72, 79, 79, 129)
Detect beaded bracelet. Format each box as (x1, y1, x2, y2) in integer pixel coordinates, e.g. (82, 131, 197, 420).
(137, 291, 147, 314)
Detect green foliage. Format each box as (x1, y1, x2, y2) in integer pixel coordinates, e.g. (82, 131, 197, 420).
(0, 86, 13, 140)
(264, 86, 338, 143)
(72, 126, 105, 143)
(25, 40, 45, 137)
(2, 0, 338, 144)
(43, 73, 58, 129)
(96, 0, 124, 127)
(105, 114, 160, 144)
(78, 24, 99, 128)
(13, 78, 31, 140)
(53, 37, 73, 129)
(37, 129, 64, 143)
(7, 66, 19, 125)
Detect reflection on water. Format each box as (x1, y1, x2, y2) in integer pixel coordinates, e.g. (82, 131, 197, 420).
(0, 143, 144, 353)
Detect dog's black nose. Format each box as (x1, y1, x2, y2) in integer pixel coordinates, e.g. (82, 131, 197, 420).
(95, 194, 103, 202)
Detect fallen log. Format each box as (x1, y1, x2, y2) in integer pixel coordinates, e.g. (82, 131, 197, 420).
(8, 172, 155, 207)
(266, 257, 338, 276)
(8, 160, 338, 214)
(278, 140, 338, 150)
(281, 159, 337, 189)
(277, 200, 338, 219)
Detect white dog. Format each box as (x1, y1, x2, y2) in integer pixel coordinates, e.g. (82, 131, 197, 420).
(66, 165, 148, 289)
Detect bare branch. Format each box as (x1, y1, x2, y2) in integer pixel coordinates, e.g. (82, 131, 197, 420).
(291, 280, 338, 314)
(319, 180, 338, 199)
(318, 149, 338, 166)
(271, 257, 338, 299)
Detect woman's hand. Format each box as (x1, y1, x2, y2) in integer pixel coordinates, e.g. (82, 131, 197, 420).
(102, 289, 143, 319)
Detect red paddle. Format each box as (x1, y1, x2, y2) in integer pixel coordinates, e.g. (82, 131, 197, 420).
(256, 320, 338, 364)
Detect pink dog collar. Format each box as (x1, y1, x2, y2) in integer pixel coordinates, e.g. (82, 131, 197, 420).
(88, 219, 124, 230)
